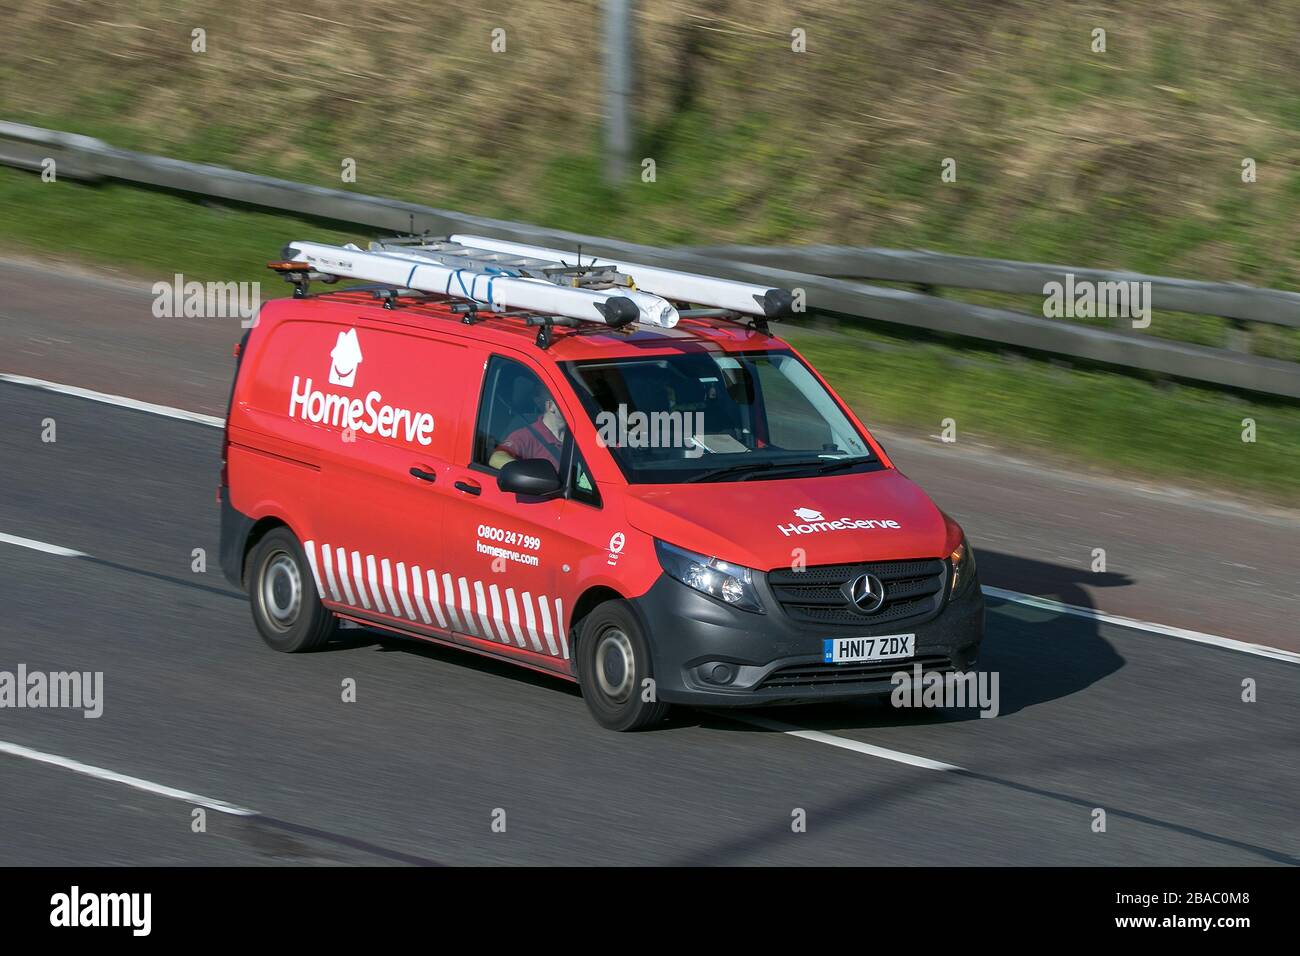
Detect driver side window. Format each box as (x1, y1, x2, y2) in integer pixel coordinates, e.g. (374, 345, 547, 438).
(473, 356, 568, 473)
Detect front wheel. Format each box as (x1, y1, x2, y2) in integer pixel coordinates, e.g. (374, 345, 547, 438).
(246, 528, 337, 653)
(576, 601, 671, 731)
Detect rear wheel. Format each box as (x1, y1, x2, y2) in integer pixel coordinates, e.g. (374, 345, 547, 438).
(247, 528, 337, 652)
(576, 601, 671, 731)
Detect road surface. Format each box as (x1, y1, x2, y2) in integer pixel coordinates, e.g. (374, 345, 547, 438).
(0, 259, 1296, 865)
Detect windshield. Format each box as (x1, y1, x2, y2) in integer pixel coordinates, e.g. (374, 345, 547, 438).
(560, 350, 881, 484)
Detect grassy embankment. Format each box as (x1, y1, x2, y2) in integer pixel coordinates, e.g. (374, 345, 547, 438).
(2, 2, 1298, 500)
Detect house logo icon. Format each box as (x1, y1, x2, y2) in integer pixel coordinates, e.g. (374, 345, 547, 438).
(793, 507, 824, 522)
(329, 329, 363, 387)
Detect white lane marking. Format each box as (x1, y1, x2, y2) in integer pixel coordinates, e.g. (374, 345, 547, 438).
(351, 550, 370, 610)
(302, 540, 325, 598)
(982, 586, 1300, 664)
(10, 373, 1295, 532)
(736, 717, 963, 772)
(0, 373, 224, 428)
(0, 532, 87, 558)
(0, 739, 255, 815)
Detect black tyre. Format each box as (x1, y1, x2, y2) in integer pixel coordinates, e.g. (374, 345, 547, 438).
(576, 601, 671, 731)
(246, 528, 337, 653)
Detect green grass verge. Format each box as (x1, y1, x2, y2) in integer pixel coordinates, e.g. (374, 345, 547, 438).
(789, 325, 1300, 505)
(0, 168, 355, 285)
(3, 166, 1298, 505)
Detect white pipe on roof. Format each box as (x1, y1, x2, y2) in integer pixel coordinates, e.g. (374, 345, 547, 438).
(449, 235, 789, 317)
(286, 241, 679, 328)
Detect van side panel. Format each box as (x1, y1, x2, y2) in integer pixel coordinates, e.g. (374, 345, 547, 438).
(305, 322, 469, 630)
(226, 315, 323, 549)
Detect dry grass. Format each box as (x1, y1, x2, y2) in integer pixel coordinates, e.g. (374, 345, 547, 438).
(2, 1, 1298, 284)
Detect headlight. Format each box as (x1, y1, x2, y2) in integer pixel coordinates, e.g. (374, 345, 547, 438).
(949, 538, 976, 597)
(654, 540, 764, 613)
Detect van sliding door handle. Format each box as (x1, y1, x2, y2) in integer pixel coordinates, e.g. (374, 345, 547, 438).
(454, 480, 481, 496)
(409, 467, 438, 482)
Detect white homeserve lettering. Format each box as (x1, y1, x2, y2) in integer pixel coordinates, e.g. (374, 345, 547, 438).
(289, 376, 434, 445)
(476, 539, 540, 568)
(777, 517, 902, 537)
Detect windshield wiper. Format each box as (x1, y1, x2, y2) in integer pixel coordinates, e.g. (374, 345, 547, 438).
(807, 456, 872, 475)
(685, 451, 876, 483)
(687, 455, 874, 483)
(685, 459, 811, 483)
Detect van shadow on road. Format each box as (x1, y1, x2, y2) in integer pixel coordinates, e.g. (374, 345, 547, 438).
(727, 550, 1130, 732)
(318, 550, 1129, 733)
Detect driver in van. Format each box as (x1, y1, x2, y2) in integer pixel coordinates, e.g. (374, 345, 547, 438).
(489, 381, 567, 471)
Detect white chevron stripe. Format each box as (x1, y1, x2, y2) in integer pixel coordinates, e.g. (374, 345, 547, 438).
(395, 562, 417, 620)
(457, 577, 477, 635)
(381, 559, 399, 615)
(504, 588, 526, 647)
(298, 542, 571, 657)
(336, 547, 357, 606)
(441, 572, 462, 631)
(427, 570, 449, 629)
(302, 540, 325, 598)
(366, 555, 386, 613)
(320, 544, 340, 601)
(411, 565, 433, 625)
(489, 584, 507, 645)
(521, 591, 542, 651)
(538, 594, 558, 656)
(351, 550, 370, 609)
(474, 580, 496, 640)
(555, 597, 568, 659)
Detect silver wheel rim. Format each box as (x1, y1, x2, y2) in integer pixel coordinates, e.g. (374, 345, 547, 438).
(261, 552, 302, 630)
(594, 628, 635, 703)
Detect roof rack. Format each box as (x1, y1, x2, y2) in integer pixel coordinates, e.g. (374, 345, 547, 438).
(269, 236, 795, 346)
(449, 235, 796, 321)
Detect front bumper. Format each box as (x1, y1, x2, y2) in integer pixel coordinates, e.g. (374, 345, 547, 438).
(630, 570, 985, 707)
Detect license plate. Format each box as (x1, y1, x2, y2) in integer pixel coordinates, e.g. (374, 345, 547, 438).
(823, 634, 915, 664)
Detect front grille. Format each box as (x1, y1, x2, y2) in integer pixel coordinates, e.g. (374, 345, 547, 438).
(767, 558, 946, 627)
(758, 654, 951, 691)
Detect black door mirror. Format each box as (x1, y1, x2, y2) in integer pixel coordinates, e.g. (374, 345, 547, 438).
(497, 458, 562, 497)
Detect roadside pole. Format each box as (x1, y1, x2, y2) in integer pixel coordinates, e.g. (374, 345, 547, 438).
(603, 0, 634, 185)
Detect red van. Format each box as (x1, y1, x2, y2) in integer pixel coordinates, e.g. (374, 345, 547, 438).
(219, 241, 984, 730)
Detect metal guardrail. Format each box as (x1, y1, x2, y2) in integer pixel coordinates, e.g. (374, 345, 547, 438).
(2, 120, 1298, 399)
(681, 244, 1300, 338)
(681, 245, 1300, 331)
